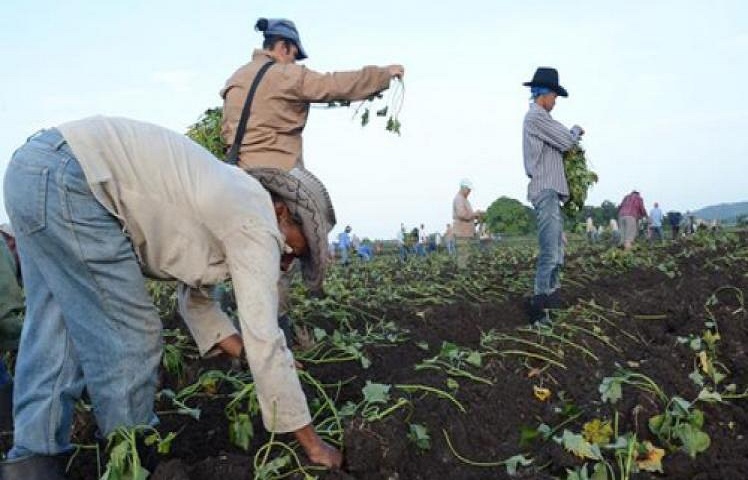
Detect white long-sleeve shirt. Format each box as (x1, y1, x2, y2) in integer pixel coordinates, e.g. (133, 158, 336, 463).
(58, 116, 310, 432)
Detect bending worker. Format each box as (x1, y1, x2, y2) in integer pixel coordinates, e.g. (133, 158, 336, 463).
(1, 116, 341, 478)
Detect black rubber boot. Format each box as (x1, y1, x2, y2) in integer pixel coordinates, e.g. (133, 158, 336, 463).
(0, 454, 68, 480)
(0, 381, 12, 432)
(546, 290, 561, 310)
(528, 294, 551, 327)
(278, 313, 294, 348)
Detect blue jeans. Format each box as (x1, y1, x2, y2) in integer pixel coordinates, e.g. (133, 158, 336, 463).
(3, 129, 161, 458)
(532, 189, 563, 296)
(339, 247, 349, 265)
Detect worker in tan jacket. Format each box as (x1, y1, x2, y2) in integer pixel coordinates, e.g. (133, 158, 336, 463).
(221, 17, 404, 341)
(452, 179, 483, 268)
(0, 117, 341, 479)
(221, 17, 405, 171)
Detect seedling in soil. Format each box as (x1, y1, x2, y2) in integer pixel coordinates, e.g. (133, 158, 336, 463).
(156, 389, 201, 420)
(161, 329, 197, 384)
(407, 423, 431, 451)
(415, 341, 493, 385)
(225, 381, 260, 451)
(599, 370, 711, 458)
(648, 396, 711, 458)
(442, 429, 533, 475)
(100, 425, 176, 480)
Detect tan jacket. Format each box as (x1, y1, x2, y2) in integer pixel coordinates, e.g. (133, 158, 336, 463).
(221, 50, 392, 171)
(453, 192, 476, 238)
(58, 116, 310, 432)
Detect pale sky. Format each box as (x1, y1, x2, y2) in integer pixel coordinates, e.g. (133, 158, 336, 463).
(1, 0, 746, 239)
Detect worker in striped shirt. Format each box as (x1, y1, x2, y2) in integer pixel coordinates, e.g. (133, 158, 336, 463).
(522, 67, 584, 326)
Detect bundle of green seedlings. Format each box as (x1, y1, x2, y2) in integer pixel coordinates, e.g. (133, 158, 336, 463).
(326, 78, 405, 135)
(563, 143, 598, 218)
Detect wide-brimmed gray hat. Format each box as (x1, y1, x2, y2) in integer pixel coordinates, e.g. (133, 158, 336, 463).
(248, 167, 336, 294)
(255, 18, 308, 60)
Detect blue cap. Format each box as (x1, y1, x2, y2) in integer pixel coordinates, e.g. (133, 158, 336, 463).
(255, 18, 307, 60)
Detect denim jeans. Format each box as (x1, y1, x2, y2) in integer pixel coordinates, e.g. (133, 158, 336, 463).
(3, 129, 161, 458)
(532, 189, 563, 296)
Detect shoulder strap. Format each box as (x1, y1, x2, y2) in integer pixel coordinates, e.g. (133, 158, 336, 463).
(225, 60, 275, 165)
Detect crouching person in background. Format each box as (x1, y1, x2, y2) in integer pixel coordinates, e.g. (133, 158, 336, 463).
(1, 117, 341, 479)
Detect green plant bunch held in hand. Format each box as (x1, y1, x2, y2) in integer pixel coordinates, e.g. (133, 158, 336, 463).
(563, 143, 598, 217)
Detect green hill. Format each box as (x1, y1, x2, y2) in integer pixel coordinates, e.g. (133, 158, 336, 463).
(692, 201, 748, 223)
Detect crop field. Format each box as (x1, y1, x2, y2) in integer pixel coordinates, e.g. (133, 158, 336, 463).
(5, 231, 747, 480)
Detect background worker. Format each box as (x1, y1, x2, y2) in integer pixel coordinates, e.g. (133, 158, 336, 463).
(338, 226, 352, 265)
(0, 223, 23, 432)
(452, 179, 483, 268)
(1, 117, 341, 478)
(618, 190, 647, 250)
(522, 67, 584, 325)
(649, 202, 664, 242)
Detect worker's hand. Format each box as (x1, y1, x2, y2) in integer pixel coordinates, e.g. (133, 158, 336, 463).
(294, 424, 343, 469)
(209, 334, 243, 358)
(387, 64, 405, 79)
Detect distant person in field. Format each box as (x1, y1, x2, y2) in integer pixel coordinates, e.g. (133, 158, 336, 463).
(452, 179, 483, 268)
(618, 190, 647, 250)
(396, 223, 408, 261)
(585, 216, 596, 243)
(522, 67, 584, 326)
(649, 202, 664, 242)
(444, 223, 456, 256)
(609, 217, 621, 244)
(1, 118, 342, 477)
(417, 224, 428, 257)
(668, 211, 682, 239)
(0, 223, 23, 433)
(338, 226, 352, 265)
(221, 17, 405, 172)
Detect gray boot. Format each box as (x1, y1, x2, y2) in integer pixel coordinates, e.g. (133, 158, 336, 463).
(0, 381, 11, 432)
(0, 455, 67, 480)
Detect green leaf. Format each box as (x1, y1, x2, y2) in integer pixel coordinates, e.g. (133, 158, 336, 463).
(689, 369, 705, 387)
(465, 350, 482, 368)
(362, 381, 391, 404)
(360, 356, 372, 369)
(519, 425, 540, 447)
(689, 409, 705, 428)
(446, 378, 459, 391)
(674, 423, 711, 458)
(696, 389, 722, 403)
(439, 342, 460, 361)
(416, 341, 429, 351)
(313, 328, 327, 341)
(407, 423, 431, 451)
(560, 430, 602, 460)
(591, 462, 609, 480)
(565, 465, 590, 480)
(599, 376, 622, 404)
(229, 413, 253, 451)
(504, 454, 533, 476)
(672, 396, 692, 414)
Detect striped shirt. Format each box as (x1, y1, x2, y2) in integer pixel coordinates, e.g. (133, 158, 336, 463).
(523, 103, 580, 203)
